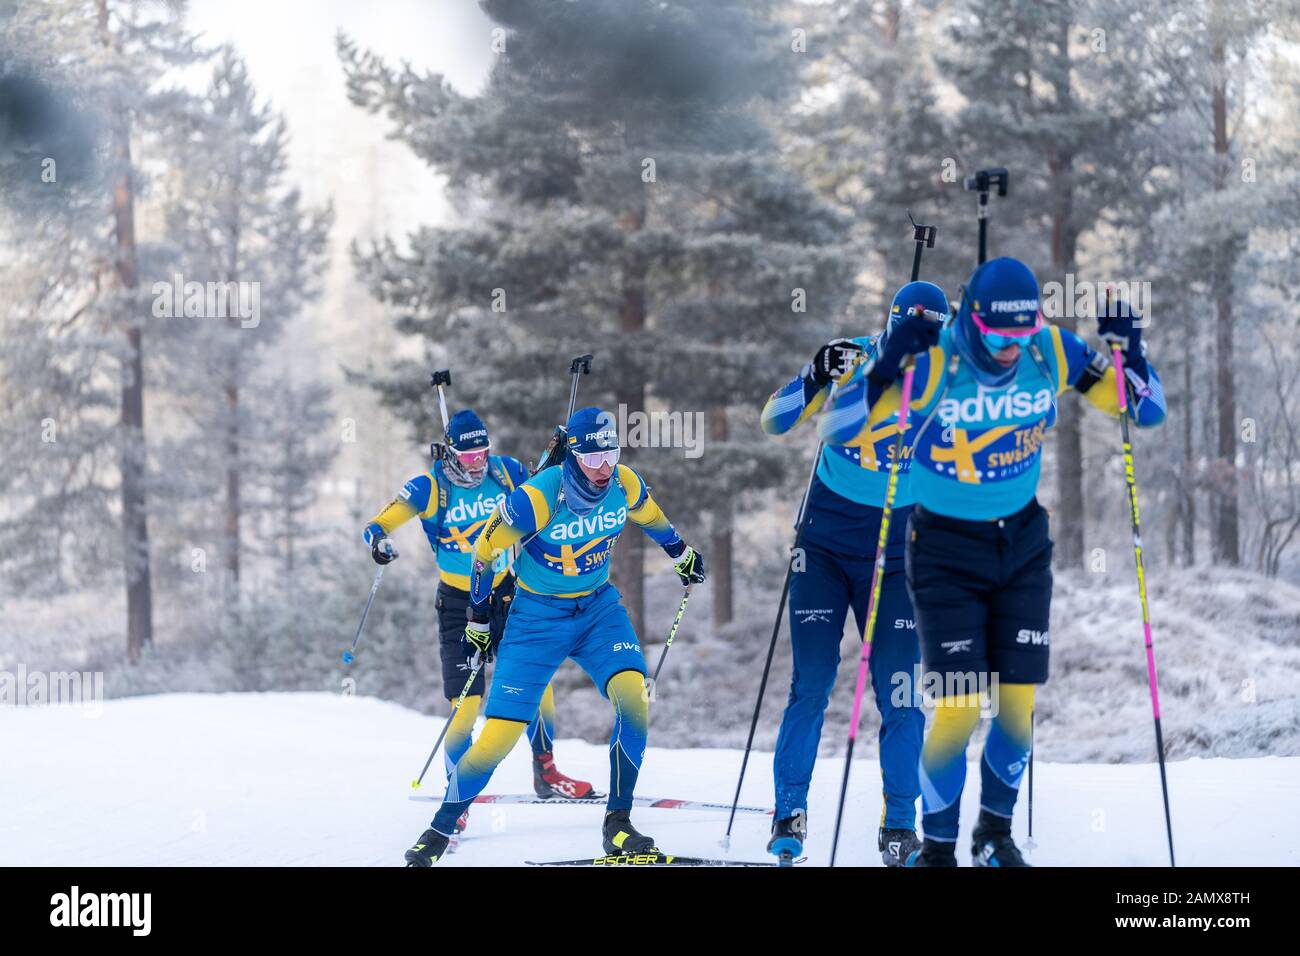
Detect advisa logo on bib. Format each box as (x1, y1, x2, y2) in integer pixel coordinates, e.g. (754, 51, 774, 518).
(939, 387, 1053, 424)
(549, 507, 627, 540)
(444, 493, 506, 524)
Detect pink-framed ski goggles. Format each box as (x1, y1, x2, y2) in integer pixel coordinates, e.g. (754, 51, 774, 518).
(451, 445, 490, 468)
(969, 308, 1043, 350)
(577, 448, 620, 469)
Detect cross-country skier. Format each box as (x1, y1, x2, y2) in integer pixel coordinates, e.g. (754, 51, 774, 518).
(403, 406, 706, 866)
(363, 409, 594, 835)
(821, 258, 1166, 866)
(760, 281, 950, 866)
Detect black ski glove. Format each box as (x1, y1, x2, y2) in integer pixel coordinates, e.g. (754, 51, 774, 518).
(867, 308, 940, 388)
(808, 338, 864, 388)
(370, 534, 398, 565)
(1098, 298, 1149, 379)
(671, 545, 706, 586)
(463, 601, 492, 663)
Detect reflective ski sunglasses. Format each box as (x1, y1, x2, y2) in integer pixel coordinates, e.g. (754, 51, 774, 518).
(577, 448, 620, 469)
(452, 446, 490, 467)
(970, 308, 1042, 351)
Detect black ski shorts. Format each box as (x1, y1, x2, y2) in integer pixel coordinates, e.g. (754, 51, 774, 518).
(436, 576, 515, 699)
(904, 498, 1053, 686)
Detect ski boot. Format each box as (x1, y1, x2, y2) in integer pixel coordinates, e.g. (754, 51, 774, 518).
(971, 810, 1030, 867)
(602, 810, 657, 856)
(905, 838, 958, 867)
(533, 751, 596, 799)
(404, 827, 451, 867)
(767, 812, 806, 867)
(879, 827, 922, 867)
(454, 808, 470, 834)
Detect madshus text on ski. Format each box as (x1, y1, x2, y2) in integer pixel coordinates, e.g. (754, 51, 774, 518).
(350, 168, 1170, 868)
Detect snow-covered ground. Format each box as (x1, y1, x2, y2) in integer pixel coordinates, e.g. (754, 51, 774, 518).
(3, 692, 1296, 866)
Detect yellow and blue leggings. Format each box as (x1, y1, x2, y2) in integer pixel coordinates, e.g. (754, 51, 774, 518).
(442, 685, 556, 777)
(433, 673, 646, 833)
(918, 684, 1034, 841)
(431, 584, 650, 834)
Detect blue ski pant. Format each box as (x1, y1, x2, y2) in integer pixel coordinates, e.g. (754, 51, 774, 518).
(773, 541, 923, 827)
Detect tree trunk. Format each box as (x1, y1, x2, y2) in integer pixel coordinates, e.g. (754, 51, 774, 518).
(709, 407, 733, 626)
(612, 191, 647, 638)
(101, 0, 154, 663)
(1182, 336, 1196, 565)
(225, 383, 241, 590)
(1211, 27, 1239, 564)
(1047, 40, 1083, 569)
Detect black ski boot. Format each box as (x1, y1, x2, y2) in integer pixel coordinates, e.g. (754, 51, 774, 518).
(879, 827, 922, 867)
(905, 837, 958, 867)
(602, 810, 657, 855)
(404, 827, 451, 867)
(971, 810, 1030, 867)
(766, 813, 806, 866)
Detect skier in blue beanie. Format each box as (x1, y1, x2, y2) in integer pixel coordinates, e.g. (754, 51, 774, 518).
(822, 258, 1166, 866)
(363, 408, 593, 839)
(403, 407, 705, 865)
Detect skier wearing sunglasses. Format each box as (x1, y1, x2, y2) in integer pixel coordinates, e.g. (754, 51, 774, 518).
(821, 257, 1166, 867)
(363, 409, 593, 836)
(404, 406, 705, 865)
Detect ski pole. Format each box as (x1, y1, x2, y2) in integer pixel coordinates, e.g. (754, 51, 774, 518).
(342, 564, 384, 665)
(645, 586, 692, 701)
(828, 354, 918, 867)
(411, 653, 486, 790)
(430, 369, 452, 432)
(907, 210, 936, 281)
(721, 389, 833, 849)
(724, 215, 936, 848)
(1111, 346, 1176, 867)
(963, 167, 1009, 265)
(566, 353, 593, 419)
(532, 354, 594, 476)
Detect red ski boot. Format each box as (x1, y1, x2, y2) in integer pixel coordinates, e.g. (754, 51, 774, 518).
(533, 751, 596, 799)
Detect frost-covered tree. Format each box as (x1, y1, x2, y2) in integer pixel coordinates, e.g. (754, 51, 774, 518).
(937, 0, 1174, 570)
(787, 0, 968, 312)
(0, 0, 207, 660)
(155, 48, 331, 607)
(340, 0, 855, 630)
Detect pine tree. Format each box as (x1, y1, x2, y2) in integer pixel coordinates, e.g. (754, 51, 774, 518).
(341, 0, 855, 631)
(789, 0, 969, 310)
(938, 0, 1171, 570)
(156, 47, 332, 608)
(0, 0, 208, 660)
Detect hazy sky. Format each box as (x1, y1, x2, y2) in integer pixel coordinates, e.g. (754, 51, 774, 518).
(186, 0, 496, 235)
(182, 1, 500, 508)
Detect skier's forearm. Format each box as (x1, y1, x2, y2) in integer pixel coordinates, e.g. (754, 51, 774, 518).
(362, 474, 433, 545)
(1080, 362, 1167, 427)
(616, 466, 679, 549)
(468, 509, 523, 604)
(628, 492, 681, 551)
(362, 499, 417, 545)
(761, 371, 829, 435)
